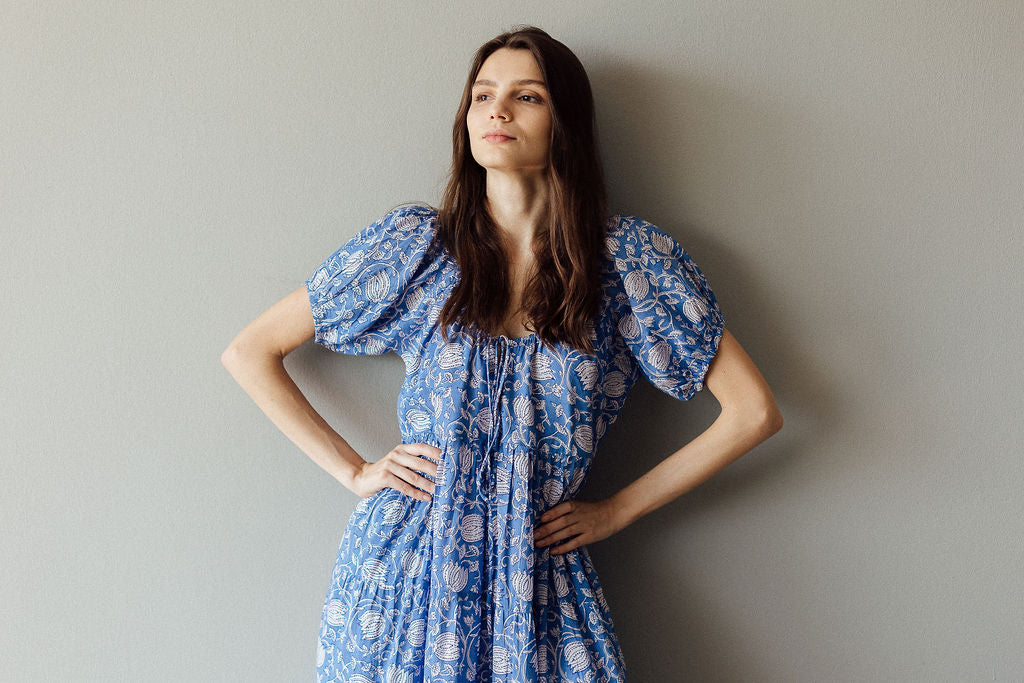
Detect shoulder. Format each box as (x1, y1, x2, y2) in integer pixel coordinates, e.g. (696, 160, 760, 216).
(604, 213, 686, 263)
(318, 202, 441, 277)
(376, 202, 439, 237)
(341, 203, 441, 263)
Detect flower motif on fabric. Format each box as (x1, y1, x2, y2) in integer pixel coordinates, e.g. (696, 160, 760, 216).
(308, 205, 725, 681)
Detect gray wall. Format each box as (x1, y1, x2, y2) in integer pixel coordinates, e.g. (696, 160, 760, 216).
(4, 2, 1021, 680)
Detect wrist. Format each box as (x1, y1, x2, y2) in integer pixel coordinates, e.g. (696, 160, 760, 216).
(338, 457, 367, 491)
(607, 491, 638, 530)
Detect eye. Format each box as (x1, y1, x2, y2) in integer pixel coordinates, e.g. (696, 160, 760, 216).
(472, 93, 543, 103)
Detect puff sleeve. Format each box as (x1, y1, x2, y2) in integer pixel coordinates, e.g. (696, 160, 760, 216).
(305, 204, 436, 356)
(609, 215, 726, 401)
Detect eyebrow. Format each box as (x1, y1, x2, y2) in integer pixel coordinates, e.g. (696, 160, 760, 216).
(472, 78, 548, 89)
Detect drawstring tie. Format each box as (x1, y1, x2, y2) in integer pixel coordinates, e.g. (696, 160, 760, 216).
(478, 333, 512, 675)
(481, 334, 513, 484)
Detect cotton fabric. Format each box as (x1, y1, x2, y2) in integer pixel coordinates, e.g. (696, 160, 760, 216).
(307, 203, 725, 682)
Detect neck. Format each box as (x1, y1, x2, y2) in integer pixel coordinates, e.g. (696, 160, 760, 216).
(484, 170, 549, 250)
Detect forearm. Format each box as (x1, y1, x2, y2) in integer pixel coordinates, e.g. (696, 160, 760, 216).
(221, 348, 365, 491)
(609, 405, 781, 527)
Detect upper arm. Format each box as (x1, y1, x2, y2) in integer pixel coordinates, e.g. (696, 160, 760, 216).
(222, 285, 316, 361)
(703, 327, 782, 426)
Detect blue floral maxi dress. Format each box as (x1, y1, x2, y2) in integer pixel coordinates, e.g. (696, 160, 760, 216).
(306, 204, 725, 683)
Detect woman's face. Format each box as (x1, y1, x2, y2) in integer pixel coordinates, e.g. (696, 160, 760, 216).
(466, 48, 552, 175)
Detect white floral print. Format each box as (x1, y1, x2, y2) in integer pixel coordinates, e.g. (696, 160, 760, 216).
(306, 204, 725, 682)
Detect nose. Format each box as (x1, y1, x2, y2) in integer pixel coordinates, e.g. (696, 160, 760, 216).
(489, 98, 510, 120)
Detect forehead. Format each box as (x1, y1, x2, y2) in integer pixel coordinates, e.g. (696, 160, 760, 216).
(474, 48, 546, 87)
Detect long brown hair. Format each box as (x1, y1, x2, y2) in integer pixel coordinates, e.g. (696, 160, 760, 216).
(433, 25, 608, 354)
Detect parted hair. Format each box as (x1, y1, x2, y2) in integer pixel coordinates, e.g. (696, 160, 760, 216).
(433, 25, 609, 354)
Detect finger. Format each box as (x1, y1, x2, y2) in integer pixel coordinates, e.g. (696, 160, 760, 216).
(399, 451, 438, 474)
(387, 472, 432, 502)
(409, 469, 436, 495)
(399, 446, 444, 479)
(404, 442, 444, 462)
(533, 515, 570, 543)
(547, 526, 585, 553)
(400, 467, 436, 497)
(538, 522, 582, 548)
(544, 514, 576, 536)
(539, 503, 570, 523)
(550, 536, 584, 555)
(533, 525, 553, 545)
(403, 462, 436, 499)
(396, 454, 439, 492)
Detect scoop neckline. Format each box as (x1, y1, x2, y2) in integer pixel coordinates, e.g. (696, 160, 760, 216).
(470, 327, 539, 347)
(490, 331, 538, 345)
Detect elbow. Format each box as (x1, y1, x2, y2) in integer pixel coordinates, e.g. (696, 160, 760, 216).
(756, 402, 784, 438)
(724, 399, 783, 439)
(766, 406, 784, 435)
(221, 340, 255, 372)
(220, 344, 239, 371)
(221, 338, 286, 373)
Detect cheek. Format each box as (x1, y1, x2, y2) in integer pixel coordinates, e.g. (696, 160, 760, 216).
(534, 116, 553, 140)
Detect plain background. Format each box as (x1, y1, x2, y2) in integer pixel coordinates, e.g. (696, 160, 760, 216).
(4, 1, 1022, 681)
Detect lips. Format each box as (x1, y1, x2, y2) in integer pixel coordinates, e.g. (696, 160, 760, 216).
(483, 129, 516, 140)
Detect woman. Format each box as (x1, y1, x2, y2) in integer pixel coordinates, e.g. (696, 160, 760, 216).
(222, 25, 782, 683)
